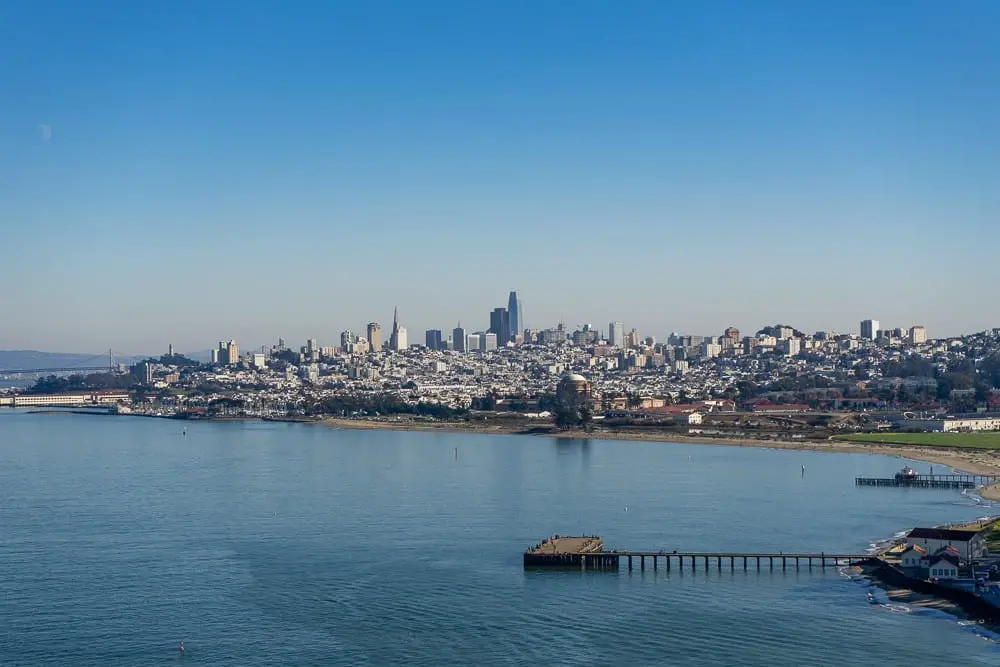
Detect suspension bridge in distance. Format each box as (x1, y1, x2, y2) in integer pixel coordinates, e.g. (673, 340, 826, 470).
(0, 350, 123, 376)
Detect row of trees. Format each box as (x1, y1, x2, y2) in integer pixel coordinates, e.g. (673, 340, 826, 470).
(302, 393, 466, 419)
(881, 354, 1000, 403)
(154, 353, 201, 367)
(27, 372, 134, 394)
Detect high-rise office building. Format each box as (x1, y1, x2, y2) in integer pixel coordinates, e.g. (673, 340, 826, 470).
(466, 333, 481, 351)
(625, 329, 641, 349)
(860, 319, 880, 341)
(425, 329, 443, 350)
(367, 323, 382, 351)
(453, 324, 467, 352)
(390, 308, 398, 348)
(910, 325, 927, 344)
(701, 342, 722, 358)
(390, 307, 407, 351)
(132, 361, 154, 385)
(609, 321, 625, 347)
(340, 331, 353, 348)
(489, 307, 509, 346)
(507, 291, 523, 342)
(482, 332, 498, 352)
(782, 338, 802, 356)
(217, 340, 239, 365)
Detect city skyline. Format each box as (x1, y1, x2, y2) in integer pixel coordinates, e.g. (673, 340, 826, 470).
(0, 277, 947, 356)
(0, 293, 948, 357)
(3, 2, 999, 352)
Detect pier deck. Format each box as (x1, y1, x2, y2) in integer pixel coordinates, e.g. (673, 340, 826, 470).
(527, 536, 603, 554)
(855, 473, 996, 489)
(524, 536, 875, 571)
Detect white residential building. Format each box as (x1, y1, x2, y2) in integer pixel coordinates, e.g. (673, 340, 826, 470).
(905, 527, 986, 561)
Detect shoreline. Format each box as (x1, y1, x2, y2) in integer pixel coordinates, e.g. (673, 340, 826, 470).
(319, 417, 1000, 502)
(20, 408, 1000, 501)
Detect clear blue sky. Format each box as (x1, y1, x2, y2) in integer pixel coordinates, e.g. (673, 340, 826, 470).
(2, 1, 998, 354)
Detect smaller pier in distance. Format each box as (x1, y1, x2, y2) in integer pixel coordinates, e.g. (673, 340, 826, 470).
(855, 472, 997, 490)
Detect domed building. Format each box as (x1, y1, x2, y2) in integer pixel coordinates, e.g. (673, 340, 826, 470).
(559, 372, 592, 397)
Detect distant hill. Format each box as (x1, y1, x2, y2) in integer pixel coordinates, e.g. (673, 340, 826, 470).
(0, 350, 143, 372)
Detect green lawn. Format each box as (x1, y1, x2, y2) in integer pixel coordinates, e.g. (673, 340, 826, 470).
(835, 431, 1000, 450)
(986, 521, 1000, 554)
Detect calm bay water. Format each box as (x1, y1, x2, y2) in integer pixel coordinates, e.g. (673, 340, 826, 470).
(1, 411, 999, 665)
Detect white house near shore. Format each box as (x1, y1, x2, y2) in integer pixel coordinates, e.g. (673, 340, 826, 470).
(900, 544, 928, 568)
(927, 554, 961, 579)
(905, 527, 986, 561)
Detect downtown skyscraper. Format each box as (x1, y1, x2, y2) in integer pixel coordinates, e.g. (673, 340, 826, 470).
(489, 307, 509, 346)
(390, 307, 407, 351)
(507, 291, 523, 343)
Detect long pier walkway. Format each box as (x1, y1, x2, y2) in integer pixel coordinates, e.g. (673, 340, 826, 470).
(856, 473, 997, 489)
(524, 536, 875, 571)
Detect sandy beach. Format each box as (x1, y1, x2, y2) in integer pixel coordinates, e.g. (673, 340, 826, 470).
(320, 417, 1000, 502)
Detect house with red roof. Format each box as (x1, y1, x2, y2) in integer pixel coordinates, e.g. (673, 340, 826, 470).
(899, 544, 928, 569)
(905, 527, 987, 561)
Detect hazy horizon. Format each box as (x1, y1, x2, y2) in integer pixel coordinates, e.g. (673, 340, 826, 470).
(3, 1, 997, 354)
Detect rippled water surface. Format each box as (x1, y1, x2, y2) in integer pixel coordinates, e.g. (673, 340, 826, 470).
(1, 411, 999, 665)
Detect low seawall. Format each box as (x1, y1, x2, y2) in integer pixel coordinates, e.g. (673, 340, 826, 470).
(870, 561, 1000, 623)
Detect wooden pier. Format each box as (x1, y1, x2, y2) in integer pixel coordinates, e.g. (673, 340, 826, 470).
(524, 536, 874, 571)
(855, 473, 996, 489)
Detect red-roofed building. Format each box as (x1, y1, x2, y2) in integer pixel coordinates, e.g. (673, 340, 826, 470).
(900, 544, 928, 568)
(933, 544, 961, 560)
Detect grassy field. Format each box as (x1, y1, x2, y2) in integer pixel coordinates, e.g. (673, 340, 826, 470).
(835, 432, 1000, 450)
(986, 521, 1000, 553)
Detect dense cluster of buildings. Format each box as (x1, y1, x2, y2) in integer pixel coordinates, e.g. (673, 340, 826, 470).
(10, 293, 1000, 432)
(92, 315, 1000, 422)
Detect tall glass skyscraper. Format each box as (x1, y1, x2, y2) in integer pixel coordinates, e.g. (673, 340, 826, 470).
(489, 307, 509, 346)
(507, 291, 523, 343)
